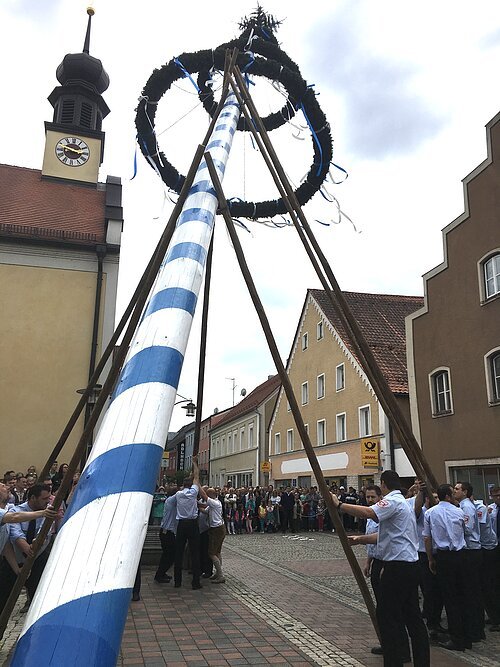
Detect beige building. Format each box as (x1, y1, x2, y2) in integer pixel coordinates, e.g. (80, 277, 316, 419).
(209, 375, 280, 488)
(269, 290, 423, 490)
(0, 24, 122, 473)
(406, 111, 500, 498)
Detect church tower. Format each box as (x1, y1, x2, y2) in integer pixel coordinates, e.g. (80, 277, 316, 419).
(41, 7, 109, 185)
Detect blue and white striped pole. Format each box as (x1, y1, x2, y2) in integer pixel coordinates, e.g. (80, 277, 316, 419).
(11, 92, 240, 666)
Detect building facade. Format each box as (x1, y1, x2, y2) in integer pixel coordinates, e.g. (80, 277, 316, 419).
(406, 111, 500, 499)
(0, 27, 122, 473)
(270, 290, 423, 490)
(209, 376, 280, 488)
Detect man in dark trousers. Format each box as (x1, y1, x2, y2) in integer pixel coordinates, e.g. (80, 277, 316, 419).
(154, 486, 178, 583)
(332, 470, 429, 667)
(173, 459, 202, 590)
(423, 484, 469, 651)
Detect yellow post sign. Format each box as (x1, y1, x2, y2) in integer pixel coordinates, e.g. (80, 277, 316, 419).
(361, 438, 380, 468)
(261, 461, 271, 473)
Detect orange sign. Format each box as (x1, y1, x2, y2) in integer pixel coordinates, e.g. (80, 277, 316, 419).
(261, 461, 271, 473)
(361, 438, 380, 468)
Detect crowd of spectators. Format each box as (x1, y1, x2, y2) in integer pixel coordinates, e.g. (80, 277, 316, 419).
(152, 482, 370, 534)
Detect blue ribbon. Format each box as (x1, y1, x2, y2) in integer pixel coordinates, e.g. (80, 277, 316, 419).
(330, 161, 349, 183)
(301, 103, 323, 177)
(174, 57, 201, 93)
(131, 145, 137, 180)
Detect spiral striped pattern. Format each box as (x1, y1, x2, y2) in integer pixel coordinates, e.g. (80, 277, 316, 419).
(11, 93, 240, 666)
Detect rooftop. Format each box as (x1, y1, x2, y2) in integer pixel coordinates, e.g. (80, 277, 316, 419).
(310, 289, 424, 394)
(212, 374, 281, 429)
(0, 163, 106, 247)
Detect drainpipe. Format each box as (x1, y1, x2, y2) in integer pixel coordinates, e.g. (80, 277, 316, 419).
(81, 243, 107, 469)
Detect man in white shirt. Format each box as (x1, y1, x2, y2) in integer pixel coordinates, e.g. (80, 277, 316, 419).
(453, 482, 485, 643)
(0, 483, 56, 613)
(486, 487, 500, 630)
(198, 484, 226, 583)
(332, 470, 429, 667)
(174, 460, 202, 590)
(423, 483, 469, 651)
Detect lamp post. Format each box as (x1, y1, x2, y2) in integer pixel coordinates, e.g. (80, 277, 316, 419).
(76, 383, 102, 468)
(174, 393, 196, 418)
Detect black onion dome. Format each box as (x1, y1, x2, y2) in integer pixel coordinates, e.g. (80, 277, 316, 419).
(56, 52, 109, 95)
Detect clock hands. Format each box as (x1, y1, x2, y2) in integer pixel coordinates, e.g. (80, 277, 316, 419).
(57, 142, 85, 155)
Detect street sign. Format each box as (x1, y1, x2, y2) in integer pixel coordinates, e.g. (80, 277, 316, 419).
(261, 461, 271, 473)
(361, 438, 380, 468)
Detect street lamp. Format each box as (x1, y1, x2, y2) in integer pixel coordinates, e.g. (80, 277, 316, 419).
(174, 393, 196, 418)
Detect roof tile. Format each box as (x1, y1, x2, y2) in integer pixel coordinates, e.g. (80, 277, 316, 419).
(310, 289, 424, 394)
(0, 163, 106, 246)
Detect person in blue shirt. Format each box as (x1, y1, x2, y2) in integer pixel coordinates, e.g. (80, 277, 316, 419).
(332, 470, 429, 667)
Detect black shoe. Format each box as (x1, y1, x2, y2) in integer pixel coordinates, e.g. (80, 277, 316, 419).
(202, 573, 213, 578)
(490, 625, 500, 632)
(174, 583, 181, 588)
(402, 658, 411, 665)
(439, 640, 464, 651)
(154, 575, 171, 583)
(132, 593, 140, 601)
(370, 646, 383, 655)
(192, 583, 203, 590)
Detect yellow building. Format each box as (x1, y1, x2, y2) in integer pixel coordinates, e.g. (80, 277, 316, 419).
(269, 289, 422, 491)
(0, 17, 122, 474)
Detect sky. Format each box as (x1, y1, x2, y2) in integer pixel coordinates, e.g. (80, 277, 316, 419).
(1, 0, 500, 431)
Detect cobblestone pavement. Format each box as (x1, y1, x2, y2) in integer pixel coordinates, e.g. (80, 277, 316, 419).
(1, 532, 499, 666)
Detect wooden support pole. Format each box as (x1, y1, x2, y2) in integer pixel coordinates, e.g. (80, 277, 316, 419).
(204, 151, 381, 643)
(229, 66, 438, 492)
(193, 237, 214, 458)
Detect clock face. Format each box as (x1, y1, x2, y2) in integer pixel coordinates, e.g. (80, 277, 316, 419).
(55, 137, 90, 166)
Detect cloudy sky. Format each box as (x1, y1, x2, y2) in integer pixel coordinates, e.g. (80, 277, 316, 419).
(1, 0, 500, 430)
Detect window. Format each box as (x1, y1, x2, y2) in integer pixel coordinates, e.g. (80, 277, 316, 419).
(287, 400, 291, 412)
(234, 430, 238, 452)
(317, 373, 325, 399)
(336, 363, 345, 391)
(317, 419, 326, 446)
(485, 349, 500, 404)
(301, 381, 309, 405)
(274, 432, 281, 454)
(300, 424, 308, 449)
(336, 413, 346, 442)
(248, 424, 254, 448)
(221, 436, 225, 456)
(228, 433, 233, 453)
(302, 332, 309, 350)
(484, 254, 500, 299)
(240, 428, 245, 451)
(430, 368, 453, 415)
(287, 429, 294, 452)
(317, 321, 324, 340)
(359, 406, 371, 437)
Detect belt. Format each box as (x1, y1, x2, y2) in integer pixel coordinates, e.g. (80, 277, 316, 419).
(178, 517, 197, 521)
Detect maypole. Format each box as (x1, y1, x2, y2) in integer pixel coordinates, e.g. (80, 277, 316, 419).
(10, 91, 240, 666)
